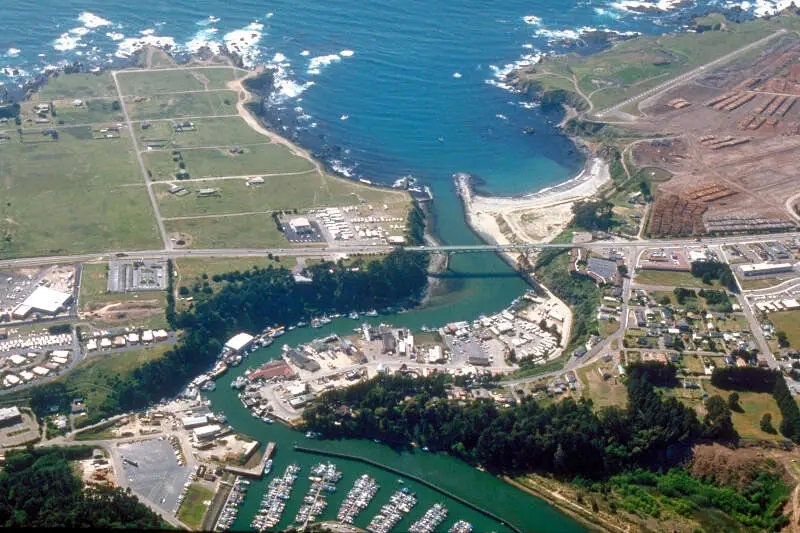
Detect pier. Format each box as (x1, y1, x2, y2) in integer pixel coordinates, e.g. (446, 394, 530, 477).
(293, 445, 523, 533)
(224, 441, 276, 479)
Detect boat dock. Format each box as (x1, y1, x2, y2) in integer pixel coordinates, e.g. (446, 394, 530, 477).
(293, 445, 522, 533)
(224, 442, 276, 479)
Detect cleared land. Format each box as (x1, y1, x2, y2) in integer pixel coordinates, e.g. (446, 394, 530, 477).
(126, 91, 239, 120)
(164, 214, 294, 249)
(177, 483, 214, 529)
(155, 171, 390, 218)
(634, 270, 722, 288)
(79, 262, 168, 329)
(0, 128, 160, 258)
(38, 72, 119, 100)
(769, 310, 800, 348)
(117, 67, 239, 95)
(143, 143, 314, 180)
(138, 116, 273, 148)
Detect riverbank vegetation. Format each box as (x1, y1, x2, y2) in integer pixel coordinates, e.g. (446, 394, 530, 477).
(0, 447, 165, 528)
(25, 250, 428, 419)
(304, 362, 793, 530)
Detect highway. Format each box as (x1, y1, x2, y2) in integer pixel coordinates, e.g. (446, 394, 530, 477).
(2, 231, 800, 270)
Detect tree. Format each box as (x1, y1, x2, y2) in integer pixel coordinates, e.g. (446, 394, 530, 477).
(760, 413, 776, 434)
(571, 200, 615, 231)
(111, 100, 121, 111)
(659, 295, 671, 307)
(704, 395, 737, 441)
(777, 331, 789, 348)
(617, 264, 628, 277)
(727, 392, 742, 412)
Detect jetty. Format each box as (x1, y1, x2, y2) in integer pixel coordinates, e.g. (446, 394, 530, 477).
(224, 442, 276, 479)
(293, 445, 522, 533)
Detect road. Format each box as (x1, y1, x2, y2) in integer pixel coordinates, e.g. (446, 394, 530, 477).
(594, 29, 787, 118)
(111, 71, 170, 250)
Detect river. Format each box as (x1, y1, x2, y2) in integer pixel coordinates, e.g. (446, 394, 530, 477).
(206, 314, 589, 533)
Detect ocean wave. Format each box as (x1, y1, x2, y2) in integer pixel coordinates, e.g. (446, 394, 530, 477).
(486, 52, 543, 92)
(78, 12, 112, 29)
(330, 159, 355, 178)
(453, 72, 462, 78)
(736, 0, 800, 17)
(1, 66, 28, 78)
(308, 54, 341, 75)
(339, 49, 354, 57)
(116, 32, 177, 58)
(268, 54, 315, 103)
(186, 28, 222, 55)
(523, 15, 542, 25)
(300, 50, 310, 56)
(610, 0, 695, 14)
(54, 33, 80, 52)
(106, 32, 125, 41)
(223, 22, 264, 67)
(196, 16, 220, 26)
(535, 25, 640, 45)
(6, 48, 20, 57)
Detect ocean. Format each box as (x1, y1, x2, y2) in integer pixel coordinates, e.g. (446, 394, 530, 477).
(0, 0, 783, 202)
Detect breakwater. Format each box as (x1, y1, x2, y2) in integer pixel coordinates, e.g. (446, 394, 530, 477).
(293, 445, 523, 533)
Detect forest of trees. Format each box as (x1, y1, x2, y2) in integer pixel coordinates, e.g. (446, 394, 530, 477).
(690, 261, 737, 292)
(30, 249, 429, 419)
(303, 362, 707, 478)
(0, 447, 164, 529)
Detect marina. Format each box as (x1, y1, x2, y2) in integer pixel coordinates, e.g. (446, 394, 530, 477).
(366, 488, 418, 533)
(338, 474, 380, 524)
(449, 520, 475, 533)
(214, 477, 248, 531)
(409, 503, 449, 533)
(294, 462, 343, 526)
(250, 463, 301, 531)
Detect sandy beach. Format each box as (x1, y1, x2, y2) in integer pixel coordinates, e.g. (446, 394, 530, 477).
(457, 155, 611, 246)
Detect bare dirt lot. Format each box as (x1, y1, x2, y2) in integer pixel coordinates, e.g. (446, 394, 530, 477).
(627, 36, 800, 236)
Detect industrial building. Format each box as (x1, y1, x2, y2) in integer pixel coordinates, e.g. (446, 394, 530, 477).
(107, 260, 168, 292)
(193, 424, 222, 440)
(0, 406, 22, 428)
(181, 415, 209, 429)
(740, 262, 794, 277)
(225, 332, 254, 353)
(12, 286, 73, 318)
(289, 217, 314, 234)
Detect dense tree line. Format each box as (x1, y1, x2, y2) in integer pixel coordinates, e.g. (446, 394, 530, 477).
(109, 250, 427, 413)
(0, 447, 164, 529)
(711, 367, 800, 442)
(571, 199, 616, 231)
(690, 261, 737, 292)
(626, 360, 679, 387)
(303, 363, 702, 478)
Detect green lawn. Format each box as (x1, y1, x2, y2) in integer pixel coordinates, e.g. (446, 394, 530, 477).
(769, 311, 800, 349)
(50, 99, 123, 125)
(117, 67, 238, 95)
(38, 72, 118, 100)
(126, 91, 239, 120)
(142, 143, 314, 180)
(164, 214, 297, 249)
(154, 171, 370, 217)
(177, 483, 214, 529)
(704, 384, 785, 442)
(0, 127, 162, 258)
(634, 269, 722, 289)
(576, 360, 627, 408)
(138, 116, 269, 148)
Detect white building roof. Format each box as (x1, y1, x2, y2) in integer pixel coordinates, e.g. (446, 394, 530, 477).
(181, 415, 208, 428)
(32, 366, 49, 376)
(22, 286, 72, 314)
(3, 375, 20, 386)
(290, 217, 311, 229)
(9, 354, 26, 365)
(225, 332, 254, 351)
(741, 262, 793, 273)
(193, 424, 221, 438)
(0, 406, 21, 422)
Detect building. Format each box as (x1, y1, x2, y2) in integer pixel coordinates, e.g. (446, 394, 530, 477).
(464, 340, 489, 366)
(740, 263, 793, 277)
(225, 332, 254, 353)
(285, 348, 321, 372)
(586, 257, 618, 286)
(289, 217, 314, 235)
(13, 286, 72, 317)
(197, 188, 218, 197)
(248, 360, 296, 381)
(0, 406, 22, 428)
(193, 424, 222, 441)
(182, 415, 209, 429)
(246, 177, 264, 186)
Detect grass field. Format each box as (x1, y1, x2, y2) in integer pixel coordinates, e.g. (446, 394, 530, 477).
(177, 483, 214, 529)
(155, 171, 374, 217)
(164, 214, 297, 249)
(143, 143, 314, 180)
(769, 311, 800, 349)
(576, 360, 627, 408)
(138, 116, 269, 148)
(54, 344, 172, 419)
(38, 72, 119, 100)
(126, 90, 239, 120)
(634, 269, 722, 289)
(519, 15, 784, 111)
(117, 67, 238, 95)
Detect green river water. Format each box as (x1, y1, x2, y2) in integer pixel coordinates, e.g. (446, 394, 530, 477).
(205, 181, 590, 532)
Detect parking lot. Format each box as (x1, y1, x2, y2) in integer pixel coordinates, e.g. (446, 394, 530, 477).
(119, 438, 191, 514)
